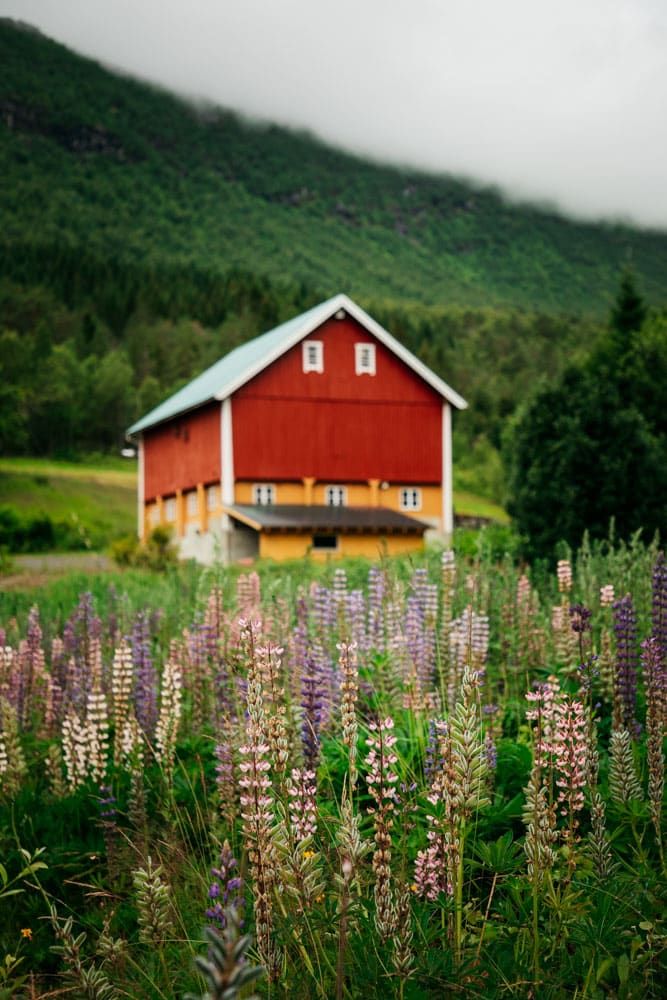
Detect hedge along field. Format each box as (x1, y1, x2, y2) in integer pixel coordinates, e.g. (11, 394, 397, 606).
(0, 537, 666, 999)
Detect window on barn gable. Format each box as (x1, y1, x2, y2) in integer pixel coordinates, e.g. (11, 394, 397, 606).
(399, 487, 422, 511)
(253, 483, 275, 505)
(325, 485, 347, 506)
(355, 342, 376, 375)
(303, 340, 324, 373)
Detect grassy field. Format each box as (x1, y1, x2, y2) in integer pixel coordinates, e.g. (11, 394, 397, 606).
(0, 456, 138, 554)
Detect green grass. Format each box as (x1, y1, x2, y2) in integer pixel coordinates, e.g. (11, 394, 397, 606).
(452, 490, 509, 523)
(0, 456, 137, 550)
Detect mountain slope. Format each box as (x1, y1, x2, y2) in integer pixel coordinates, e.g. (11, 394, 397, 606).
(2, 18, 667, 315)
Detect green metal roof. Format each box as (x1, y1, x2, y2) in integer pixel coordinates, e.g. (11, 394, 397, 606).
(127, 293, 466, 437)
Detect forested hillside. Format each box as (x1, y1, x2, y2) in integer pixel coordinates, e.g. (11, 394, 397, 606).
(1, 18, 666, 487)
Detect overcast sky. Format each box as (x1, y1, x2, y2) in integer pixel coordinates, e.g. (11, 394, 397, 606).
(4, 0, 667, 228)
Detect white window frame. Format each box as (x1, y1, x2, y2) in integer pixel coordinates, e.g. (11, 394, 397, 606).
(325, 485, 347, 506)
(149, 506, 160, 527)
(253, 483, 276, 505)
(399, 487, 422, 512)
(186, 492, 198, 517)
(355, 342, 376, 376)
(165, 497, 177, 522)
(206, 485, 219, 511)
(302, 340, 324, 373)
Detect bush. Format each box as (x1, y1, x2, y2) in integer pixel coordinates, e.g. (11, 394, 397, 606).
(110, 526, 178, 572)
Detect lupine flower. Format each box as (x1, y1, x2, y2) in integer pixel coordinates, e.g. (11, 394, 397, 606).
(600, 584, 615, 607)
(206, 840, 244, 930)
(365, 716, 399, 939)
(557, 559, 572, 594)
(111, 639, 134, 766)
(522, 769, 558, 882)
(132, 856, 175, 947)
(286, 767, 318, 842)
(338, 641, 359, 784)
(642, 636, 665, 845)
(154, 643, 183, 779)
(651, 552, 667, 663)
(608, 728, 644, 805)
(257, 642, 289, 773)
(238, 737, 279, 979)
(551, 697, 590, 848)
(86, 684, 109, 784)
(300, 650, 326, 773)
(132, 612, 158, 739)
(612, 595, 640, 737)
(0, 698, 26, 797)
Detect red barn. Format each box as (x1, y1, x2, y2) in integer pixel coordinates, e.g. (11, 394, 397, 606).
(127, 294, 467, 562)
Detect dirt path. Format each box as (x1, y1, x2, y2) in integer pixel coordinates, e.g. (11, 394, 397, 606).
(1, 552, 114, 590)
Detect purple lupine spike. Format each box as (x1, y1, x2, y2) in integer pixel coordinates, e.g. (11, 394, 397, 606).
(651, 552, 667, 665)
(569, 604, 593, 635)
(312, 583, 335, 640)
(613, 595, 640, 738)
(206, 840, 244, 930)
(16, 605, 44, 729)
(405, 595, 432, 694)
(61, 593, 103, 711)
(423, 718, 447, 784)
(367, 565, 386, 653)
(132, 611, 158, 739)
(345, 590, 368, 653)
(300, 649, 326, 772)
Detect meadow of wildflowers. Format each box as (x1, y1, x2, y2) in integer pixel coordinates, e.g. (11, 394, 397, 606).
(0, 536, 665, 998)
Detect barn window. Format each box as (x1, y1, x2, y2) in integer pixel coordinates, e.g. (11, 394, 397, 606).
(253, 483, 275, 505)
(187, 492, 198, 517)
(303, 340, 324, 373)
(355, 342, 376, 375)
(206, 485, 219, 511)
(312, 533, 338, 550)
(399, 487, 422, 511)
(325, 485, 347, 506)
(165, 497, 177, 522)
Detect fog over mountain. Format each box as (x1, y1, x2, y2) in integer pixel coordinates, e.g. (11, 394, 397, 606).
(4, 0, 667, 228)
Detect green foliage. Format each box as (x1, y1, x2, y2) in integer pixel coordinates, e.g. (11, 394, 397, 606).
(505, 273, 667, 561)
(505, 365, 667, 560)
(111, 525, 179, 571)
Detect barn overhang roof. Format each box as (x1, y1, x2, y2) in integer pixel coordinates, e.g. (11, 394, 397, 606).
(127, 293, 467, 437)
(223, 504, 429, 534)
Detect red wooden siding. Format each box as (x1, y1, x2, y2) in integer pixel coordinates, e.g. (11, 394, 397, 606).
(143, 402, 220, 500)
(233, 397, 441, 481)
(233, 315, 442, 481)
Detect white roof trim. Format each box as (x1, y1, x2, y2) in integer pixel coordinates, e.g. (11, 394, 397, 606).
(215, 293, 467, 409)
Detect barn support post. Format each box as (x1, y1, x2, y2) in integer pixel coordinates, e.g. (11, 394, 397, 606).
(137, 437, 145, 542)
(442, 403, 453, 537)
(175, 489, 185, 537)
(221, 397, 234, 563)
(303, 477, 315, 505)
(197, 482, 207, 534)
